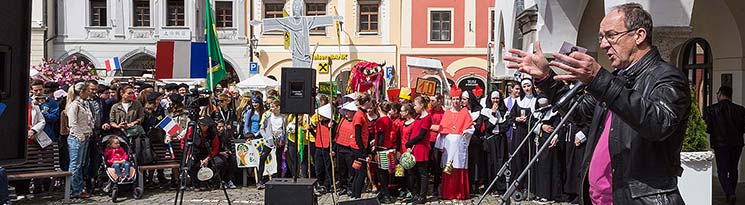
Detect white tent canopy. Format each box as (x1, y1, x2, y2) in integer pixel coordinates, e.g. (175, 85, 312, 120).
(236, 75, 279, 95)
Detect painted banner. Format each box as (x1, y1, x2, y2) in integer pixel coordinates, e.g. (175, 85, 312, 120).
(234, 139, 277, 176)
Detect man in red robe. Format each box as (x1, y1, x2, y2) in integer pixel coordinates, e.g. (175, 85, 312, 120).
(437, 87, 475, 200)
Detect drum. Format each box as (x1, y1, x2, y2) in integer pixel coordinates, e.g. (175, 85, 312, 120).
(376, 149, 395, 170)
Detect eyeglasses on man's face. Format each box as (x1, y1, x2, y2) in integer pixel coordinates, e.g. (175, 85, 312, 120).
(598, 28, 637, 44)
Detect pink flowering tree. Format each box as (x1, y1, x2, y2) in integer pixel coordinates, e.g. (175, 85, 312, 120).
(31, 55, 100, 87)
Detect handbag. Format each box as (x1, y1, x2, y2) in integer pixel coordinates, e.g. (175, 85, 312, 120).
(125, 125, 146, 137)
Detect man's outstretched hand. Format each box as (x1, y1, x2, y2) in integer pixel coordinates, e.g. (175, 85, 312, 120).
(504, 41, 551, 80)
(505, 41, 602, 84)
(550, 52, 602, 84)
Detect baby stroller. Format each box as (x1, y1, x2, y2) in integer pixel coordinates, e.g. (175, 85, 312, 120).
(100, 134, 143, 202)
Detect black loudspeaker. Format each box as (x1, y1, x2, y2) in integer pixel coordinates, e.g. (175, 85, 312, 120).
(0, 1, 31, 166)
(338, 198, 381, 205)
(280, 67, 316, 114)
(265, 178, 317, 205)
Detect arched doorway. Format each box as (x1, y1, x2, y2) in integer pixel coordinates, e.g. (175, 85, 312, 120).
(219, 62, 239, 87)
(120, 54, 155, 76)
(679, 38, 713, 109)
(457, 75, 486, 94)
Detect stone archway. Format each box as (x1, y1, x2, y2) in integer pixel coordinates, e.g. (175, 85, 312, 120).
(120, 53, 155, 77)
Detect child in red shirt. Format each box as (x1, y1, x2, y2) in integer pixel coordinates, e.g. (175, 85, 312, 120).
(104, 138, 131, 181)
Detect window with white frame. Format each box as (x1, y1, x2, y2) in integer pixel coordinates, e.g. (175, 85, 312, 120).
(90, 0, 107, 26)
(358, 1, 379, 33)
(263, 0, 285, 35)
(306, 2, 327, 34)
(490, 9, 495, 42)
(430, 10, 451, 42)
(216, 1, 233, 27)
(133, 0, 150, 27)
(166, 0, 185, 26)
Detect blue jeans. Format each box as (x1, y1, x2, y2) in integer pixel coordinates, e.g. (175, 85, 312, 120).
(112, 161, 131, 178)
(68, 136, 88, 196)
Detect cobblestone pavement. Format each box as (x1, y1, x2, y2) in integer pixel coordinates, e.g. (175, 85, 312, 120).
(14, 184, 574, 205)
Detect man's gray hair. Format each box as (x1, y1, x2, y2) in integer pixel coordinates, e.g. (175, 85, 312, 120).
(612, 2, 653, 44)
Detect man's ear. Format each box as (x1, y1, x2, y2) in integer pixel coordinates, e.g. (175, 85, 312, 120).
(635, 28, 647, 46)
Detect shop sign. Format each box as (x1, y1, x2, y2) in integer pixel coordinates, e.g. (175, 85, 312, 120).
(312, 54, 349, 60)
(318, 62, 329, 74)
(319, 82, 337, 95)
(415, 78, 437, 96)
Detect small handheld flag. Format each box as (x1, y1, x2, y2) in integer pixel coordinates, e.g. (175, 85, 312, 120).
(104, 57, 121, 72)
(157, 116, 180, 137)
(168, 143, 175, 159)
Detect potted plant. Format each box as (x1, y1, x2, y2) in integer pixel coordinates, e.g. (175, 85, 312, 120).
(678, 89, 713, 205)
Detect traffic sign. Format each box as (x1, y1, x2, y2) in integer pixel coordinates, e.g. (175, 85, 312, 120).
(249, 62, 259, 74)
(318, 62, 329, 74)
(385, 66, 393, 79)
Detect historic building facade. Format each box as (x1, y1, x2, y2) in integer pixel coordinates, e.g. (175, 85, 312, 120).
(399, 0, 496, 92)
(53, 0, 249, 83)
(251, 0, 401, 89)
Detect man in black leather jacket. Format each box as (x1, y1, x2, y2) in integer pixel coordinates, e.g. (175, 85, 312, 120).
(704, 86, 745, 204)
(505, 3, 690, 204)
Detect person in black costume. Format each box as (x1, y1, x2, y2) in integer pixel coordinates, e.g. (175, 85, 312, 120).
(507, 78, 538, 200)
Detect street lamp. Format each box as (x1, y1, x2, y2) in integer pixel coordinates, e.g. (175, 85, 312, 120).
(250, 36, 259, 62)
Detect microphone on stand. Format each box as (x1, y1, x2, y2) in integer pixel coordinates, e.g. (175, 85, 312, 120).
(550, 81, 586, 113)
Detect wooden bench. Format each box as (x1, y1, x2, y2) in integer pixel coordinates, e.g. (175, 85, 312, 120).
(137, 141, 183, 189)
(5, 143, 71, 203)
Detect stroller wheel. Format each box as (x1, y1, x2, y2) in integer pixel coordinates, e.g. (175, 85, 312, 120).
(111, 187, 118, 203)
(134, 187, 143, 199)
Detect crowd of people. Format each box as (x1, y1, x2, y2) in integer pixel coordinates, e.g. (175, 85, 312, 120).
(20, 74, 594, 204)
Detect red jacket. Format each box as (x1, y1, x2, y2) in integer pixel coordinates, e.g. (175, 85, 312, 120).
(104, 147, 129, 166)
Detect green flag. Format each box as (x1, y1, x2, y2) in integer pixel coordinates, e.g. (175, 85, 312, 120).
(205, 0, 226, 90)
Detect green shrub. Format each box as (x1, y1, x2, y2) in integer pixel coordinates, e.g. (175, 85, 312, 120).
(682, 89, 709, 152)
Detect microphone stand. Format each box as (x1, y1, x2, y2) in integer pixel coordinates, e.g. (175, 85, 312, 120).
(497, 94, 584, 205)
(477, 105, 551, 205)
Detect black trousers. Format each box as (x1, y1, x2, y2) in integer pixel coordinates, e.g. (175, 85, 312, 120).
(337, 146, 355, 190)
(212, 155, 234, 183)
(314, 148, 332, 189)
(714, 146, 743, 196)
(59, 135, 70, 171)
(351, 151, 366, 198)
(407, 162, 429, 199)
(286, 141, 308, 178)
(257, 146, 274, 184)
(377, 168, 391, 198)
(429, 142, 442, 194)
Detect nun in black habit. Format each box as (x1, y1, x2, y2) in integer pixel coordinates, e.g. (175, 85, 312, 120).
(507, 78, 538, 198)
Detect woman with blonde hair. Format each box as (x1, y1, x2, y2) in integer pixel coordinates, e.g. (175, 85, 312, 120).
(66, 82, 94, 198)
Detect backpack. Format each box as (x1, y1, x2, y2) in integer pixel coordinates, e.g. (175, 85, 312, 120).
(134, 135, 157, 165)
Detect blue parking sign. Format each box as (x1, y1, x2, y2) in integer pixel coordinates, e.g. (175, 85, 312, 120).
(249, 62, 259, 74)
(385, 66, 393, 79)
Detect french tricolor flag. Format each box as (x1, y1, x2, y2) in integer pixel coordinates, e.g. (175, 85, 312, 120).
(104, 57, 121, 72)
(157, 116, 180, 136)
(155, 41, 208, 79)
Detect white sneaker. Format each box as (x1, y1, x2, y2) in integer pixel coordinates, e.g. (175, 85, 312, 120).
(227, 181, 237, 189)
